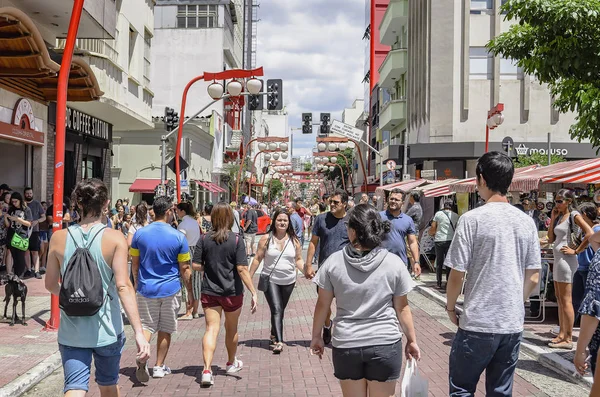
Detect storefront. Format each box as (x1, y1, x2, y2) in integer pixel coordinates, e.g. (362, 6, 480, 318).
(48, 103, 112, 197)
(0, 97, 46, 193)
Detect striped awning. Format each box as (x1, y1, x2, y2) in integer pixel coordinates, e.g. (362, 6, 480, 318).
(374, 179, 429, 198)
(511, 159, 600, 191)
(415, 179, 459, 198)
(196, 181, 227, 193)
(451, 165, 540, 193)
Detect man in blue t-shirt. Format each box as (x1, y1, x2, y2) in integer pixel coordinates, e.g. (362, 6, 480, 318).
(380, 188, 421, 277)
(130, 197, 192, 381)
(305, 189, 349, 345)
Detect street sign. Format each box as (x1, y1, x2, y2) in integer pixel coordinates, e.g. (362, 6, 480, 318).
(420, 169, 436, 179)
(402, 174, 411, 181)
(330, 120, 364, 141)
(386, 160, 396, 171)
(180, 179, 189, 194)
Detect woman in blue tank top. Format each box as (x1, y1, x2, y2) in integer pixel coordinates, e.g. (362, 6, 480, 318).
(45, 179, 150, 395)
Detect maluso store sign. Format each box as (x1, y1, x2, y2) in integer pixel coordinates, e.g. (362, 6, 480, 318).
(515, 144, 568, 157)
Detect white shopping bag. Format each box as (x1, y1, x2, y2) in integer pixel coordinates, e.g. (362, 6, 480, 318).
(401, 358, 429, 397)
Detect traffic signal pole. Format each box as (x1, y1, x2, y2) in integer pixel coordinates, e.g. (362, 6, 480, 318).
(46, 0, 85, 331)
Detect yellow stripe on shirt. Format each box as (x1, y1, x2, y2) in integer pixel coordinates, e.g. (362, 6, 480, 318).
(129, 247, 140, 257)
(178, 252, 191, 262)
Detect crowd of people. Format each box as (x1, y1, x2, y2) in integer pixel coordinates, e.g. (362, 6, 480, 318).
(4, 149, 600, 396)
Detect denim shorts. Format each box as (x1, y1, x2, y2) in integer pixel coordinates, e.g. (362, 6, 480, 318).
(332, 340, 402, 382)
(59, 333, 126, 393)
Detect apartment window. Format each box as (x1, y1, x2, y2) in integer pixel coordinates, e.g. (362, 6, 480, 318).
(128, 26, 136, 71)
(143, 30, 151, 86)
(177, 5, 218, 29)
(500, 57, 522, 79)
(469, 47, 492, 80)
(471, 0, 492, 10)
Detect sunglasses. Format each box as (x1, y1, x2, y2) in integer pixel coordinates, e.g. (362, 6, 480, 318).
(554, 200, 564, 204)
(330, 200, 341, 205)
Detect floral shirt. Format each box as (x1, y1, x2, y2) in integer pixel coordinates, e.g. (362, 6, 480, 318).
(580, 248, 600, 355)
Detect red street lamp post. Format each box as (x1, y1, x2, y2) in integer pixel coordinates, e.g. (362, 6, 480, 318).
(485, 103, 504, 153)
(174, 67, 264, 201)
(47, 0, 85, 331)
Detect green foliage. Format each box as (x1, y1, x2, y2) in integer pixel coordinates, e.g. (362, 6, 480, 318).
(488, 0, 600, 149)
(322, 148, 354, 190)
(267, 179, 284, 202)
(513, 152, 565, 168)
(303, 163, 313, 172)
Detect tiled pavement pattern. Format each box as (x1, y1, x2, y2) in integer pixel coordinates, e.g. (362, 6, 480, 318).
(11, 273, 590, 397)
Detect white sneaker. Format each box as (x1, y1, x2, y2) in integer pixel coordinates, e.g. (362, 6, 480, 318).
(226, 358, 243, 374)
(152, 365, 172, 378)
(201, 370, 214, 386)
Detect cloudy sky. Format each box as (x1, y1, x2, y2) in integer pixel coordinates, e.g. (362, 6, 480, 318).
(256, 0, 366, 157)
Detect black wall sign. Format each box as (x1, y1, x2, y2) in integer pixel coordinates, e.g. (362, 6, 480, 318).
(48, 102, 112, 142)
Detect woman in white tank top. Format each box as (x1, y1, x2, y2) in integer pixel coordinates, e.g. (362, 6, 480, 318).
(250, 207, 304, 354)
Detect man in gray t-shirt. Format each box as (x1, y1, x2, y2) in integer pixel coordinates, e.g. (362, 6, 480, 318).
(24, 187, 46, 279)
(445, 152, 541, 396)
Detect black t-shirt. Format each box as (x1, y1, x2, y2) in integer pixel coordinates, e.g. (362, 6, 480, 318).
(244, 209, 258, 234)
(8, 207, 33, 238)
(193, 231, 248, 296)
(46, 204, 69, 227)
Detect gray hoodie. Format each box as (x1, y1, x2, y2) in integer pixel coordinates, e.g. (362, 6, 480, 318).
(314, 245, 415, 349)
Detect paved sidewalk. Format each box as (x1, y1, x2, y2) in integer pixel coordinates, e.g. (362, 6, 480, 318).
(7, 275, 590, 397)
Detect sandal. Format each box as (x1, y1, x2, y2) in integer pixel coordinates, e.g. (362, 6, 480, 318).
(550, 336, 563, 344)
(548, 340, 573, 350)
(273, 342, 284, 354)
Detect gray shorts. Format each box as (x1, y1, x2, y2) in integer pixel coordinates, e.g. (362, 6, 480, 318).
(332, 340, 402, 382)
(137, 293, 181, 334)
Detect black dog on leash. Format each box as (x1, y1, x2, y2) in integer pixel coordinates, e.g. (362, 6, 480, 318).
(3, 274, 27, 326)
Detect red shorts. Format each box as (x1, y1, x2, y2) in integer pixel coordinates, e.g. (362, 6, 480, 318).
(200, 293, 244, 312)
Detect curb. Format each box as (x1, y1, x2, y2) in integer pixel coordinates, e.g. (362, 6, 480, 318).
(0, 351, 62, 397)
(414, 284, 593, 388)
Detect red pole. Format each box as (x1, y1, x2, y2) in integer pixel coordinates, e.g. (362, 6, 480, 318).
(175, 75, 204, 201)
(46, 0, 85, 331)
(485, 124, 490, 153)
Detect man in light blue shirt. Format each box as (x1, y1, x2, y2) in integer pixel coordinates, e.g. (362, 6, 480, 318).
(379, 188, 421, 277)
(286, 202, 304, 245)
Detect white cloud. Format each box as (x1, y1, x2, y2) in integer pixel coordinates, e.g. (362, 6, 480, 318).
(256, 0, 366, 156)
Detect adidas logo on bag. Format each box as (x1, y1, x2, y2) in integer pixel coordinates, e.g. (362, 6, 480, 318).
(69, 288, 90, 303)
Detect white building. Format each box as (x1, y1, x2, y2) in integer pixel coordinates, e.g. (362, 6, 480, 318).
(112, 0, 246, 206)
(0, 1, 117, 201)
(376, 0, 596, 181)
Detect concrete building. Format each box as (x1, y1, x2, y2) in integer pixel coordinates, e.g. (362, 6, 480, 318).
(113, 0, 246, 206)
(376, 0, 595, 182)
(0, 1, 115, 201)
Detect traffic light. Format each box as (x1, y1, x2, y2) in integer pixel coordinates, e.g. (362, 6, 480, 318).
(164, 107, 179, 132)
(320, 113, 331, 135)
(266, 79, 283, 111)
(302, 113, 312, 134)
(248, 79, 263, 111)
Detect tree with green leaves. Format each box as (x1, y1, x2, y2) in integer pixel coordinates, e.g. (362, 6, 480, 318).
(266, 179, 284, 203)
(488, 0, 600, 149)
(303, 163, 312, 172)
(513, 152, 565, 168)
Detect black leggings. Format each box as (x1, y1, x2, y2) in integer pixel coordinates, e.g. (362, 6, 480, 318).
(435, 241, 452, 285)
(9, 246, 26, 277)
(264, 281, 295, 343)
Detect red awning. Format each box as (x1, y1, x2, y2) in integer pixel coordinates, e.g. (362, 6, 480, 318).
(511, 159, 600, 191)
(196, 181, 226, 193)
(129, 179, 163, 193)
(451, 165, 540, 193)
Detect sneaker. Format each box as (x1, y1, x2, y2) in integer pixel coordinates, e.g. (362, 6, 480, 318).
(152, 365, 171, 378)
(39, 267, 46, 275)
(226, 358, 243, 374)
(34, 272, 42, 279)
(201, 370, 214, 386)
(323, 324, 332, 345)
(135, 360, 149, 383)
(22, 270, 33, 279)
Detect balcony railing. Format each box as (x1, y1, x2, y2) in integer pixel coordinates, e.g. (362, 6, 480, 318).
(56, 38, 118, 64)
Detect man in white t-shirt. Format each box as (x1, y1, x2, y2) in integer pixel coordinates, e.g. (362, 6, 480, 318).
(445, 152, 541, 397)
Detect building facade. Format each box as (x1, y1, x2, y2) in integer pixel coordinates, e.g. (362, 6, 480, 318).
(112, 0, 246, 206)
(376, 0, 595, 183)
(0, 1, 115, 202)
